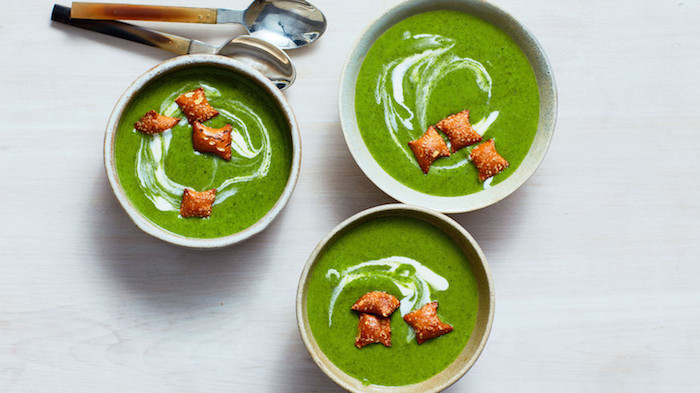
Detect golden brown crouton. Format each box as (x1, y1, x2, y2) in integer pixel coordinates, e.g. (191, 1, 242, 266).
(469, 139, 509, 182)
(192, 121, 232, 161)
(180, 188, 217, 218)
(435, 110, 482, 152)
(175, 87, 218, 123)
(403, 301, 453, 344)
(134, 110, 180, 135)
(408, 126, 450, 174)
(351, 292, 400, 318)
(355, 313, 392, 349)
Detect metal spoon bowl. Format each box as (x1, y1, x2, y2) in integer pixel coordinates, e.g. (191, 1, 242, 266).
(240, 0, 327, 49)
(191, 36, 295, 90)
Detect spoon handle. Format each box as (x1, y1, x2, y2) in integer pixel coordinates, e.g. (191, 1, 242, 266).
(71, 2, 218, 23)
(52, 4, 194, 54)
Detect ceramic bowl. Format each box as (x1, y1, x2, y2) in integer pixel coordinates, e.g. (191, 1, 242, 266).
(104, 54, 301, 248)
(296, 204, 494, 392)
(338, 0, 557, 213)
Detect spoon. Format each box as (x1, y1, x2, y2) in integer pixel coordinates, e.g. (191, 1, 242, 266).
(51, 5, 296, 90)
(70, 0, 327, 50)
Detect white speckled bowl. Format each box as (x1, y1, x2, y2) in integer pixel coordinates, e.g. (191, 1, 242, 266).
(104, 55, 301, 248)
(339, 0, 557, 213)
(296, 204, 495, 392)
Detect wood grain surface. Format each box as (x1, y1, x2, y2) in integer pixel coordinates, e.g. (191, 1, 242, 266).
(1, 0, 699, 392)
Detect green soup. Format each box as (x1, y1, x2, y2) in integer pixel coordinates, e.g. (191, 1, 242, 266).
(114, 66, 293, 238)
(355, 10, 539, 196)
(306, 216, 479, 386)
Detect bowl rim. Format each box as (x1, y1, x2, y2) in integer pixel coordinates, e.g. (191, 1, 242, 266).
(338, 0, 558, 213)
(104, 54, 301, 248)
(295, 203, 495, 392)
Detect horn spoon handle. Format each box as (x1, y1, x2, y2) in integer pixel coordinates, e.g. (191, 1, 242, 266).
(71, 2, 217, 23)
(52, 4, 193, 54)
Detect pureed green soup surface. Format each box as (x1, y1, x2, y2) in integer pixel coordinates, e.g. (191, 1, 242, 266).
(355, 10, 540, 196)
(115, 66, 293, 238)
(306, 216, 479, 386)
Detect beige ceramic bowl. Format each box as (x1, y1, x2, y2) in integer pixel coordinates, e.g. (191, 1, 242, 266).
(104, 55, 301, 248)
(338, 0, 557, 213)
(296, 204, 494, 392)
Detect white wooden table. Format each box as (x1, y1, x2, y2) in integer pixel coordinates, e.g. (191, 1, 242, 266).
(1, 0, 699, 391)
